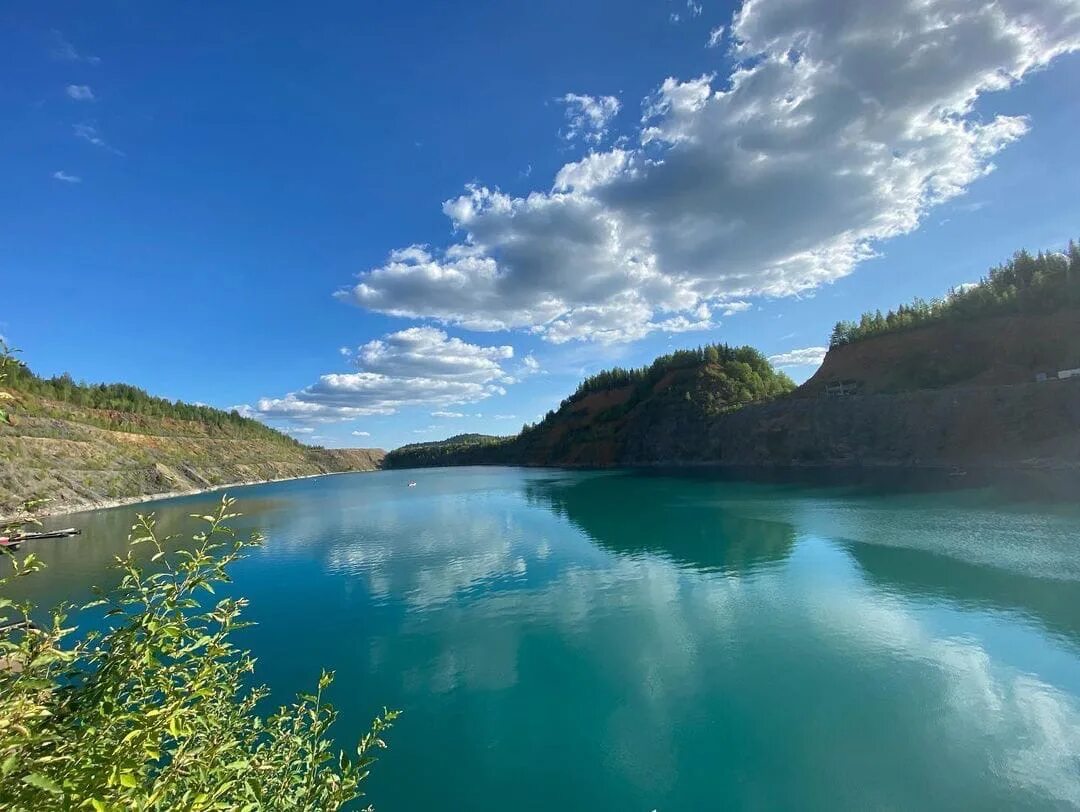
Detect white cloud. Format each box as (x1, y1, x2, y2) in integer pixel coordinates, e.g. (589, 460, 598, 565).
(687, 0, 703, 18)
(353, 325, 513, 382)
(494, 414, 518, 420)
(707, 25, 725, 47)
(74, 122, 123, 155)
(284, 426, 315, 434)
(768, 346, 828, 368)
(351, 430, 372, 437)
(237, 327, 518, 423)
(65, 84, 94, 101)
(50, 30, 100, 64)
(432, 411, 466, 418)
(51, 170, 81, 183)
(340, 0, 1080, 344)
(558, 93, 621, 145)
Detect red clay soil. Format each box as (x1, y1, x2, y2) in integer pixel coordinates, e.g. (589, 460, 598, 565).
(575, 386, 633, 417)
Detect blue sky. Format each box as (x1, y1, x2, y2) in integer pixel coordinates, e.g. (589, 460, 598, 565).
(3, 0, 1080, 450)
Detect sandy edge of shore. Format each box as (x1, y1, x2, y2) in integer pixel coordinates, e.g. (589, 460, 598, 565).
(1, 470, 378, 523)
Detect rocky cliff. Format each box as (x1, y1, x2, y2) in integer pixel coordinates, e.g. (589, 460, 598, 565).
(387, 375, 1080, 472)
(0, 397, 385, 517)
(621, 380, 1080, 469)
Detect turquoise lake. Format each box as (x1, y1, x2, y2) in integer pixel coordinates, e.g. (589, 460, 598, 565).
(18, 466, 1080, 809)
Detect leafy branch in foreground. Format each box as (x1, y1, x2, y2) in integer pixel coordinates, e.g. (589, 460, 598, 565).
(0, 497, 396, 810)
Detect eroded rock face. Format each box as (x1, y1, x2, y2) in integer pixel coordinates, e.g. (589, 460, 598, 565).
(619, 382, 1080, 469)
(803, 310, 1080, 396)
(0, 404, 387, 517)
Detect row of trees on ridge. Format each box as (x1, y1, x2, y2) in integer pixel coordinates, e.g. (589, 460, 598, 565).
(830, 242, 1080, 347)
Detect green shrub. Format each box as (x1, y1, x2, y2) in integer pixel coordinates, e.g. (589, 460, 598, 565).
(0, 348, 396, 810)
(0, 499, 396, 811)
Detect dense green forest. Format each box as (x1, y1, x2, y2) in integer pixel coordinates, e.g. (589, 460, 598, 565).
(385, 434, 507, 467)
(2, 355, 297, 445)
(525, 343, 795, 432)
(830, 241, 1080, 347)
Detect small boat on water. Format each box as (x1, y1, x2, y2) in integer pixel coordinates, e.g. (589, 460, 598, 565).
(408, 481, 417, 488)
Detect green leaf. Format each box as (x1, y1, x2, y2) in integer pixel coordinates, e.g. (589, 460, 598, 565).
(1, 753, 18, 776)
(118, 772, 138, 788)
(22, 771, 63, 794)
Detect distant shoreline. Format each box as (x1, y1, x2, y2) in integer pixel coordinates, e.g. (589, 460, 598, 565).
(10, 457, 1078, 524)
(2, 469, 379, 523)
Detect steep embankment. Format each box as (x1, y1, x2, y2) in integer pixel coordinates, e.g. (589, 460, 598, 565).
(512, 378, 1078, 470)
(802, 309, 1080, 395)
(0, 396, 384, 517)
(621, 381, 1080, 468)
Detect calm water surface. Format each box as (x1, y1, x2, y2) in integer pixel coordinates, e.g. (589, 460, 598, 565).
(18, 467, 1080, 809)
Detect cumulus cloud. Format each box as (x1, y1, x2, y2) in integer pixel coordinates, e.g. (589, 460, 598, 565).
(351, 430, 372, 437)
(558, 93, 621, 145)
(353, 325, 513, 381)
(339, 0, 1080, 344)
(51, 170, 81, 183)
(432, 411, 465, 418)
(706, 25, 725, 47)
(65, 84, 94, 101)
(768, 346, 828, 368)
(237, 327, 517, 423)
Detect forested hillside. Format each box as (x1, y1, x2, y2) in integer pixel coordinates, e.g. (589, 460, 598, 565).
(384, 344, 795, 468)
(385, 434, 506, 468)
(830, 241, 1080, 347)
(0, 353, 384, 517)
(807, 241, 1080, 395)
(3, 358, 293, 443)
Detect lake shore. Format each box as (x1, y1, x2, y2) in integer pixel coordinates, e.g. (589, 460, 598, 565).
(0, 470, 374, 523)
(9, 456, 1078, 525)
